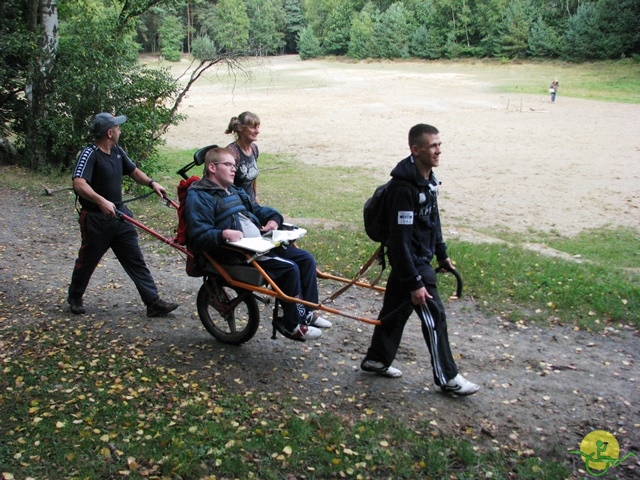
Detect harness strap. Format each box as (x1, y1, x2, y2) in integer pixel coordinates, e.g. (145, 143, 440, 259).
(212, 190, 257, 225)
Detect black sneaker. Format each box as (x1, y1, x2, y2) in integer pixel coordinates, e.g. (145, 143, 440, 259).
(67, 297, 86, 315)
(360, 359, 403, 378)
(146, 297, 179, 317)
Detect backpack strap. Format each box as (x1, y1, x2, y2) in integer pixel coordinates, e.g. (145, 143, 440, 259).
(376, 178, 420, 265)
(390, 178, 421, 203)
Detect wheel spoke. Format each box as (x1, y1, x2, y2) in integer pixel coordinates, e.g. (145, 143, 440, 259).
(224, 312, 237, 333)
(197, 281, 260, 344)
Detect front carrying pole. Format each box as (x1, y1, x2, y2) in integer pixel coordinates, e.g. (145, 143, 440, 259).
(115, 210, 192, 258)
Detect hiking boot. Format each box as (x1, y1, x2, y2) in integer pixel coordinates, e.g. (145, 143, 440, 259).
(441, 374, 480, 396)
(68, 297, 85, 315)
(146, 297, 179, 317)
(361, 359, 403, 378)
(306, 311, 332, 328)
(273, 317, 322, 341)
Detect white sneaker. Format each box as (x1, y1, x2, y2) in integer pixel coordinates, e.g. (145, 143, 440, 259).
(360, 359, 403, 378)
(306, 311, 332, 328)
(273, 317, 322, 342)
(441, 374, 480, 396)
(290, 324, 322, 341)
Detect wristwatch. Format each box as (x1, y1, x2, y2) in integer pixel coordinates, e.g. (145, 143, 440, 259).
(148, 179, 156, 187)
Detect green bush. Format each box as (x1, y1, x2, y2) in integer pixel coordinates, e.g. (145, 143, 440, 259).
(347, 3, 377, 59)
(370, 2, 413, 59)
(563, 0, 640, 60)
(213, 0, 250, 52)
(410, 25, 443, 59)
(528, 16, 560, 58)
(31, 6, 181, 172)
(158, 15, 184, 62)
(322, 2, 353, 55)
(161, 47, 182, 61)
(297, 26, 322, 59)
(192, 34, 218, 60)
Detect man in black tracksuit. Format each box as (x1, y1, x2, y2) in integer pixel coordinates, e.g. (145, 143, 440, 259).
(361, 123, 479, 396)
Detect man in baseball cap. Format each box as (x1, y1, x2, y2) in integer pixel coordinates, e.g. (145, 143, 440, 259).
(89, 112, 127, 137)
(67, 110, 180, 318)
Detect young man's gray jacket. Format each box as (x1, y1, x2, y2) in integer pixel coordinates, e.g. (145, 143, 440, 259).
(386, 156, 448, 292)
(184, 177, 283, 256)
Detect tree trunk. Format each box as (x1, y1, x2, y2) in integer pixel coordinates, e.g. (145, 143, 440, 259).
(25, 0, 58, 169)
(186, 1, 192, 53)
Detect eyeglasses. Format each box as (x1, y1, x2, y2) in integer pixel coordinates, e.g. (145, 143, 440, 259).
(213, 162, 237, 171)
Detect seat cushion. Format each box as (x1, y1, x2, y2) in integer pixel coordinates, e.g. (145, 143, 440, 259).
(205, 263, 265, 286)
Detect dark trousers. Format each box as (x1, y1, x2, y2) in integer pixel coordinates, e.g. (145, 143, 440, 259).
(286, 244, 319, 304)
(68, 209, 159, 305)
(258, 244, 318, 330)
(365, 264, 458, 385)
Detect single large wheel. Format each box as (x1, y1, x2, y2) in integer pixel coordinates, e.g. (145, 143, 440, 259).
(196, 278, 261, 345)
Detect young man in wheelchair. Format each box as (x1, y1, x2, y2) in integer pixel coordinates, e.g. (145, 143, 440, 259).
(184, 147, 331, 341)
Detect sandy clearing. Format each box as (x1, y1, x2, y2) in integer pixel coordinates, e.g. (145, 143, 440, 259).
(162, 55, 640, 236)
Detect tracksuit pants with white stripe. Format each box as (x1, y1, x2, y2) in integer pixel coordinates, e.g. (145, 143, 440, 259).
(365, 264, 458, 386)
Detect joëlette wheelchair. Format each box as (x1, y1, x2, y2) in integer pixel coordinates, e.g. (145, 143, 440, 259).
(117, 145, 462, 345)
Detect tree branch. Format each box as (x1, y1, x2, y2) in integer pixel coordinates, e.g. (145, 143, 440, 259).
(154, 52, 248, 140)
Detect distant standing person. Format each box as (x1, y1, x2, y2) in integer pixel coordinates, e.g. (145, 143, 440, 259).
(360, 123, 480, 396)
(549, 78, 559, 103)
(68, 112, 180, 318)
(226, 111, 260, 203)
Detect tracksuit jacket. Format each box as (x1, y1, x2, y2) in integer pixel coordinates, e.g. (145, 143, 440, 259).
(365, 155, 458, 386)
(385, 155, 448, 291)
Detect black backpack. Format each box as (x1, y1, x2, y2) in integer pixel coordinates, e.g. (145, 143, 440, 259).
(363, 179, 418, 243)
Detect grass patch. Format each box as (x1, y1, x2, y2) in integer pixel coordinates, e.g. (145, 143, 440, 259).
(257, 153, 377, 223)
(303, 229, 640, 330)
(543, 226, 640, 269)
(484, 58, 640, 103)
(0, 318, 568, 479)
(448, 240, 639, 329)
(0, 164, 70, 194)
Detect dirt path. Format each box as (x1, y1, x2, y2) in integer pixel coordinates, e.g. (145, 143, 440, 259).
(1, 186, 638, 477)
